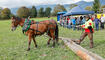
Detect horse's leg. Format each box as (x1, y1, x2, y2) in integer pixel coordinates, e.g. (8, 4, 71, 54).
(47, 32, 52, 46)
(50, 30, 55, 48)
(32, 35, 37, 48)
(27, 33, 32, 51)
(47, 38, 51, 46)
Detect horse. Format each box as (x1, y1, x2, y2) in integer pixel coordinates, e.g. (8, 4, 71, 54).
(11, 16, 59, 51)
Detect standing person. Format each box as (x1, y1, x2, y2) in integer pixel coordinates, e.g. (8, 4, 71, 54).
(80, 16, 83, 25)
(81, 16, 86, 25)
(100, 14, 105, 29)
(76, 17, 80, 30)
(75, 15, 94, 48)
(69, 17, 72, 29)
(90, 15, 94, 21)
(72, 17, 76, 30)
(67, 16, 70, 25)
(94, 15, 100, 31)
(60, 15, 63, 26)
(67, 16, 72, 29)
(76, 17, 80, 25)
(63, 17, 66, 27)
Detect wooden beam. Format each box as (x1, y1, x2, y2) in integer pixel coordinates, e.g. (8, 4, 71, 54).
(60, 37, 105, 60)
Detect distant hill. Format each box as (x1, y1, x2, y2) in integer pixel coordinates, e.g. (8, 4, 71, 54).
(10, 0, 105, 15)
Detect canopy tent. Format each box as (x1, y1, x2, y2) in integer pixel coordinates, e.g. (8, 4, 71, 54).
(63, 6, 94, 16)
(57, 11, 67, 22)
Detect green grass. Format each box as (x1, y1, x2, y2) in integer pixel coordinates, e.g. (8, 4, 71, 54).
(0, 18, 81, 60)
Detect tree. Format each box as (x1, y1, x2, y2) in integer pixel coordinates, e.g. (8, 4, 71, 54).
(100, 5, 105, 13)
(0, 7, 3, 19)
(17, 6, 30, 18)
(44, 7, 51, 17)
(38, 7, 44, 17)
(85, 6, 92, 11)
(1, 8, 11, 19)
(52, 4, 67, 16)
(92, 0, 101, 13)
(30, 6, 37, 18)
(101, 5, 105, 9)
(69, 4, 78, 10)
(0, 7, 2, 13)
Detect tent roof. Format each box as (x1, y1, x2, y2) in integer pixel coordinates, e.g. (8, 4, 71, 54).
(63, 6, 94, 16)
(57, 11, 67, 15)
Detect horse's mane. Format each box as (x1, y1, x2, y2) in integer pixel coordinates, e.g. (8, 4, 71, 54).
(12, 16, 22, 21)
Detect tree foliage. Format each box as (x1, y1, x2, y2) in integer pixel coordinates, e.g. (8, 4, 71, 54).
(101, 5, 105, 9)
(44, 7, 51, 17)
(1, 8, 11, 19)
(38, 7, 44, 17)
(30, 6, 37, 18)
(52, 4, 67, 16)
(92, 0, 101, 13)
(85, 6, 92, 11)
(17, 6, 30, 18)
(0, 7, 2, 12)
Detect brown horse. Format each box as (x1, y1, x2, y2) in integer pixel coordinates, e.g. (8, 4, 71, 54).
(11, 16, 59, 51)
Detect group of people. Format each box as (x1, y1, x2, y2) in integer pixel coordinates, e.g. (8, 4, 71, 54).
(94, 14, 105, 31)
(59, 14, 105, 48)
(60, 14, 105, 31)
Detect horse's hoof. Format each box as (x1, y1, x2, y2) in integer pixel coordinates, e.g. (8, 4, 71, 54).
(47, 43, 50, 45)
(35, 45, 38, 48)
(90, 46, 93, 48)
(27, 48, 30, 51)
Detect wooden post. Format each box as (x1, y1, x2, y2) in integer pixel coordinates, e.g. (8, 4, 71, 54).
(60, 37, 105, 60)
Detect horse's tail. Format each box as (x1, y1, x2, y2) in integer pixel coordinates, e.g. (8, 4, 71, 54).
(55, 23, 59, 43)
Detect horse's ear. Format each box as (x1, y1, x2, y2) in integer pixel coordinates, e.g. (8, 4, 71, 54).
(11, 16, 15, 20)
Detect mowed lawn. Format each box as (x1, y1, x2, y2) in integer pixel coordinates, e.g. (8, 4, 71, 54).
(0, 17, 81, 60)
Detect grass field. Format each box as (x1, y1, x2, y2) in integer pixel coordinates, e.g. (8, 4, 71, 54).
(0, 17, 81, 60)
(0, 17, 105, 60)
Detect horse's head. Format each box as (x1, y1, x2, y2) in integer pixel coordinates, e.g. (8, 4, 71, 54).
(11, 16, 21, 31)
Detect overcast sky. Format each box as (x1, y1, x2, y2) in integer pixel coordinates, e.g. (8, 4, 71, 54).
(0, 0, 94, 8)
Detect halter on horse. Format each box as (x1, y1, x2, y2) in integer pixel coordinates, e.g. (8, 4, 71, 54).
(11, 16, 59, 51)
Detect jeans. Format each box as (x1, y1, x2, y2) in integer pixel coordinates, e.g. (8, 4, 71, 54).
(95, 23, 99, 31)
(67, 25, 72, 29)
(73, 24, 76, 30)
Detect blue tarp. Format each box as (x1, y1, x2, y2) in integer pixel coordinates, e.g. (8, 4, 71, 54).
(57, 12, 66, 21)
(57, 11, 67, 15)
(63, 6, 94, 16)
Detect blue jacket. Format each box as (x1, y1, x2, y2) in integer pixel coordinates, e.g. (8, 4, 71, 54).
(72, 19, 76, 25)
(94, 18, 100, 24)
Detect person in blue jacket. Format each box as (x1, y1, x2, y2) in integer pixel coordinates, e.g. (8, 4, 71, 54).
(72, 17, 76, 30)
(93, 15, 100, 31)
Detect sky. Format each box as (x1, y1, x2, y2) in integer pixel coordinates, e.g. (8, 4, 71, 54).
(0, 0, 94, 8)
